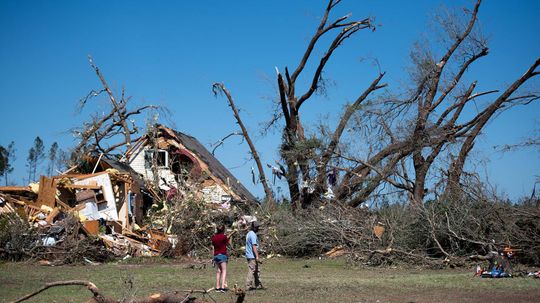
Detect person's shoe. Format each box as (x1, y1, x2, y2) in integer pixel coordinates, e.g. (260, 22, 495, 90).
(221, 287, 229, 292)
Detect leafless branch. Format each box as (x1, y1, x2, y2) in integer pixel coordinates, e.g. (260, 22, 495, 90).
(211, 131, 243, 155)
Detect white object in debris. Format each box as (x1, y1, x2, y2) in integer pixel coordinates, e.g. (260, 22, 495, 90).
(84, 257, 100, 265)
(239, 215, 258, 228)
(168, 234, 178, 249)
(42, 236, 56, 246)
(80, 201, 100, 220)
(220, 200, 231, 210)
(323, 187, 335, 199)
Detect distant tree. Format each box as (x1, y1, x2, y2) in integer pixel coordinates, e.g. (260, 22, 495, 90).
(55, 148, 70, 172)
(26, 147, 35, 183)
(0, 146, 7, 177)
(48, 142, 59, 176)
(26, 137, 45, 182)
(1, 141, 16, 185)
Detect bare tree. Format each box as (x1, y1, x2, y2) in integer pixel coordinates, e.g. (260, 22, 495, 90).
(71, 56, 161, 161)
(272, 0, 379, 209)
(216, 0, 538, 209)
(47, 142, 58, 176)
(26, 137, 44, 182)
(313, 0, 538, 207)
(212, 83, 275, 207)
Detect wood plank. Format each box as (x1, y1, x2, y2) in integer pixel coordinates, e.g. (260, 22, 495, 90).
(61, 184, 102, 190)
(55, 198, 72, 210)
(0, 186, 33, 192)
(76, 189, 96, 202)
(35, 176, 57, 208)
(45, 207, 60, 224)
(83, 220, 100, 235)
(61, 171, 110, 179)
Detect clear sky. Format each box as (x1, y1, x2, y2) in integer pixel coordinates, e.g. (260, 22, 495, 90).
(1, 0, 539, 201)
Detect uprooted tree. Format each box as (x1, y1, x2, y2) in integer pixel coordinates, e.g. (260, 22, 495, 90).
(216, 0, 539, 210)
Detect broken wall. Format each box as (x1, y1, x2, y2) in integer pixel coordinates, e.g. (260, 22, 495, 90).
(74, 172, 118, 221)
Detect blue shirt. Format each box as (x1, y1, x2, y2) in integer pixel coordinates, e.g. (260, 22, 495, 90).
(245, 230, 258, 259)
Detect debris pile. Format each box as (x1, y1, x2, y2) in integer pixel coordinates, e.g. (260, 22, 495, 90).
(0, 169, 162, 264)
(0, 168, 232, 264)
(1, 125, 260, 264)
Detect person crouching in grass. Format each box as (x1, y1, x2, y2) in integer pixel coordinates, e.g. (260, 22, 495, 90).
(211, 224, 229, 292)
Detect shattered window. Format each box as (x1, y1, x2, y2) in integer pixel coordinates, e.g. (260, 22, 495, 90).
(144, 149, 168, 168)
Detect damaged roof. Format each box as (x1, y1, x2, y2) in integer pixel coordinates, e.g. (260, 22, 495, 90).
(169, 128, 257, 203)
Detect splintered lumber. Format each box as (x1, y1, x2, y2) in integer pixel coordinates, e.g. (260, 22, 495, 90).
(55, 198, 72, 210)
(45, 208, 60, 224)
(324, 246, 348, 258)
(148, 229, 169, 251)
(35, 176, 57, 208)
(0, 186, 33, 193)
(62, 184, 102, 190)
(83, 220, 100, 235)
(24, 204, 42, 219)
(0, 200, 16, 214)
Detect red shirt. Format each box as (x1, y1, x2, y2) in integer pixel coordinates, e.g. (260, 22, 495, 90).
(211, 233, 228, 256)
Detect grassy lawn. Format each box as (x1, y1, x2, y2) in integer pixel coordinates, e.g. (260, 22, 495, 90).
(1, 258, 539, 303)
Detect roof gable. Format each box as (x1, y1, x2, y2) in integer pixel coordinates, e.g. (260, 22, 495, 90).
(152, 125, 257, 203)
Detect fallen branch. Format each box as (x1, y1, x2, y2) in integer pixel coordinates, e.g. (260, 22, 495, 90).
(10, 280, 114, 303)
(10, 280, 224, 303)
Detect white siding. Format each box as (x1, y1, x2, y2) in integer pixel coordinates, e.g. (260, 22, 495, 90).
(129, 146, 147, 175)
(128, 146, 178, 189)
(74, 173, 118, 221)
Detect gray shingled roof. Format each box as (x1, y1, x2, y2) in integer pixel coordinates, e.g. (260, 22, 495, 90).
(166, 127, 257, 203)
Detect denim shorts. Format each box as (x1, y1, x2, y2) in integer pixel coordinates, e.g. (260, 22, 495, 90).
(213, 254, 228, 264)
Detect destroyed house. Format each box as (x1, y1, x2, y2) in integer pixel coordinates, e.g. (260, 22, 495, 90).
(124, 125, 256, 208)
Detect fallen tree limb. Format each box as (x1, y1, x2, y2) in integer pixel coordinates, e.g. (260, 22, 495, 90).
(9, 280, 231, 303)
(10, 280, 114, 303)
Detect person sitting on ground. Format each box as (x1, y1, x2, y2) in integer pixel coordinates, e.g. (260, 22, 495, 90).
(211, 224, 229, 292)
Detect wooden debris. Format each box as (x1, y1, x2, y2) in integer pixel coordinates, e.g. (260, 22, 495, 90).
(0, 186, 33, 193)
(35, 176, 57, 208)
(324, 246, 348, 258)
(45, 207, 60, 224)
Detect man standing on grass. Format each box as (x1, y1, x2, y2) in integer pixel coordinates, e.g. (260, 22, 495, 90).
(245, 221, 263, 290)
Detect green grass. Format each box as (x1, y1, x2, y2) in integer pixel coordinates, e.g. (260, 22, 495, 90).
(1, 258, 539, 303)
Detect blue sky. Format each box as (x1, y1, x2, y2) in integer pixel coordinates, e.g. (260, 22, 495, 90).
(1, 0, 538, 200)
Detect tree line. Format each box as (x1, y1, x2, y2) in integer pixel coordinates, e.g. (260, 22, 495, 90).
(0, 138, 67, 185)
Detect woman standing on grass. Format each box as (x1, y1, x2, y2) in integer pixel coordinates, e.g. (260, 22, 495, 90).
(211, 224, 229, 292)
